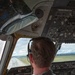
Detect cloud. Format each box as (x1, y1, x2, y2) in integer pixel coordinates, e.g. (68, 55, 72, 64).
(12, 38, 31, 56)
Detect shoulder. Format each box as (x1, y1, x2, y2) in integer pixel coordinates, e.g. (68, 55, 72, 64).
(42, 70, 56, 75)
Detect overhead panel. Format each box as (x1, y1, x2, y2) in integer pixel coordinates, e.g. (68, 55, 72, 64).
(42, 0, 75, 43)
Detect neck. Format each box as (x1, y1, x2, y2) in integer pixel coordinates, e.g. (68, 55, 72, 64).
(33, 65, 50, 75)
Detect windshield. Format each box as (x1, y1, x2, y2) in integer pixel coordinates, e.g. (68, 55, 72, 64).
(0, 39, 6, 61)
(54, 43, 75, 62)
(8, 38, 75, 69)
(57, 43, 75, 54)
(8, 38, 31, 69)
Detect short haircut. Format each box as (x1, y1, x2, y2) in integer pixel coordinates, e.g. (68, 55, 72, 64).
(28, 37, 56, 68)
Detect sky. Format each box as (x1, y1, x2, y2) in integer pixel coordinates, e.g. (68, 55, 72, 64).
(57, 43, 75, 54)
(12, 38, 31, 56)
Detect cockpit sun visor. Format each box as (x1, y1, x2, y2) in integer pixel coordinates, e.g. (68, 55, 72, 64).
(0, 0, 38, 35)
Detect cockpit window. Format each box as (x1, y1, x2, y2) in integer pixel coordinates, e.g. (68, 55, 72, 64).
(54, 43, 75, 62)
(8, 38, 31, 69)
(0, 39, 6, 61)
(8, 38, 75, 69)
(57, 43, 75, 54)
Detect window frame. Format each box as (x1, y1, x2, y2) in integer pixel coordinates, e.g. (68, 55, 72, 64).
(0, 35, 13, 75)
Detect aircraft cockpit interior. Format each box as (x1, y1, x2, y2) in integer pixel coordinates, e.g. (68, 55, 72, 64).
(0, 0, 75, 75)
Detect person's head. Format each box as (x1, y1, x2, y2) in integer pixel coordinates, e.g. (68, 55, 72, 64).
(28, 37, 56, 68)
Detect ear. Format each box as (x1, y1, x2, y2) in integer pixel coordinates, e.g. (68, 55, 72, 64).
(29, 54, 34, 63)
